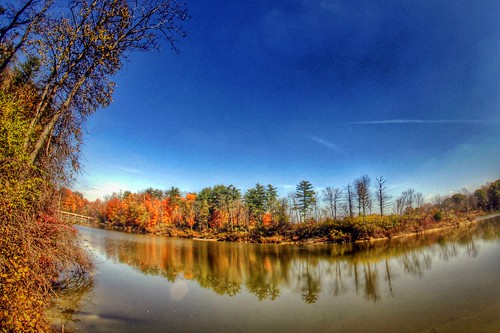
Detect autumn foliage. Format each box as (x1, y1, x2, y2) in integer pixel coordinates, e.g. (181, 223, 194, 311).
(60, 177, 500, 245)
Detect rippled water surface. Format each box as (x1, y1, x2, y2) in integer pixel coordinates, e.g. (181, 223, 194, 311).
(50, 216, 500, 332)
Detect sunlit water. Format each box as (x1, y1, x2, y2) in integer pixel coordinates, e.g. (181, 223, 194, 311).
(50, 216, 500, 332)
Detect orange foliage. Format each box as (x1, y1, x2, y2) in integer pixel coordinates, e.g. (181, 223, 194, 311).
(59, 187, 89, 214)
(105, 197, 122, 223)
(262, 213, 272, 226)
(186, 193, 196, 202)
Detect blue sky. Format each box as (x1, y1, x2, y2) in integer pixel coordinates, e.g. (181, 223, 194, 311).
(75, 0, 500, 201)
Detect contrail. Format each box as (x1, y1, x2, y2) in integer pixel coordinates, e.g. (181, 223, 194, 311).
(310, 136, 338, 151)
(347, 119, 498, 125)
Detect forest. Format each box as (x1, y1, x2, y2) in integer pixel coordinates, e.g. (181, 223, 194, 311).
(61, 178, 500, 243)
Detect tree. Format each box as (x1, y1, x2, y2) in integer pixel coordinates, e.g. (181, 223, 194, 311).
(244, 183, 267, 224)
(0, 2, 189, 329)
(295, 180, 316, 222)
(0, 0, 189, 168)
(415, 192, 424, 208)
(374, 176, 391, 216)
(394, 188, 418, 214)
(265, 184, 278, 216)
(354, 175, 371, 219)
(345, 183, 354, 218)
(450, 193, 467, 212)
(322, 186, 342, 220)
(487, 179, 500, 211)
(287, 191, 300, 223)
(195, 187, 212, 229)
(209, 184, 241, 230)
(432, 194, 444, 208)
(0, 0, 52, 77)
(244, 183, 278, 225)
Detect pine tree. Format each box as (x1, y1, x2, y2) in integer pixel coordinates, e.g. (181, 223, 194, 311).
(295, 180, 316, 222)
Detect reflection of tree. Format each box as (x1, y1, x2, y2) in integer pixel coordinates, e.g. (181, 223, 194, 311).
(400, 252, 432, 277)
(438, 241, 458, 262)
(76, 217, 498, 305)
(246, 282, 280, 301)
(296, 262, 321, 304)
(327, 261, 346, 297)
(198, 276, 241, 296)
(385, 259, 394, 299)
(363, 263, 380, 302)
(460, 231, 478, 257)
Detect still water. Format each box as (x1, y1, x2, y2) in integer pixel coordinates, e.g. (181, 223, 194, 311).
(51, 216, 500, 332)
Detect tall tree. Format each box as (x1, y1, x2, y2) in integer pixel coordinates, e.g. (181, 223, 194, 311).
(295, 180, 316, 222)
(287, 191, 300, 223)
(414, 192, 424, 208)
(322, 186, 342, 220)
(345, 183, 354, 218)
(354, 175, 371, 219)
(374, 176, 391, 216)
(244, 183, 267, 223)
(395, 189, 416, 215)
(265, 184, 278, 215)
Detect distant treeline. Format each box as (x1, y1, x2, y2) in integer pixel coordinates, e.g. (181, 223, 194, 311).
(62, 178, 500, 242)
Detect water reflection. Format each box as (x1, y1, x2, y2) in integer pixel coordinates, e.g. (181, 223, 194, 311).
(80, 216, 499, 305)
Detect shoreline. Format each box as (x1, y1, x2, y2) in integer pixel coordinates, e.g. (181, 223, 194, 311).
(358, 212, 499, 244)
(79, 212, 500, 246)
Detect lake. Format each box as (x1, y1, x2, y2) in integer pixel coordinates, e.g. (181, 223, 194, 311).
(50, 216, 500, 332)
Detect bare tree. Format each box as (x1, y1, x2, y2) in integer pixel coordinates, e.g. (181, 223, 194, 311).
(312, 193, 322, 221)
(354, 175, 371, 219)
(339, 203, 350, 218)
(394, 197, 405, 215)
(432, 194, 444, 208)
(401, 189, 415, 210)
(395, 188, 417, 214)
(345, 183, 354, 218)
(322, 186, 342, 220)
(374, 176, 392, 216)
(415, 192, 424, 208)
(287, 191, 300, 223)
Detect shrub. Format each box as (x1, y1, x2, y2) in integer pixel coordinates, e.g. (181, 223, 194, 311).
(1, 93, 93, 331)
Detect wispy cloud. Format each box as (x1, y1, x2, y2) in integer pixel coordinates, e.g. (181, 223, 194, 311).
(310, 136, 339, 151)
(347, 119, 498, 125)
(116, 166, 142, 174)
(78, 183, 124, 200)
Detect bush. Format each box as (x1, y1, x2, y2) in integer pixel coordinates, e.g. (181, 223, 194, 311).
(433, 211, 443, 222)
(1, 92, 93, 331)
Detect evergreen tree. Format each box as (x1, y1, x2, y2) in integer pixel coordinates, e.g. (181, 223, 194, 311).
(295, 180, 316, 222)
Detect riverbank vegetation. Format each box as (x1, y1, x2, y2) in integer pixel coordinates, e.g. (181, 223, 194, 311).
(62, 178, 500, 244)
(0, 0, 188, 331)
